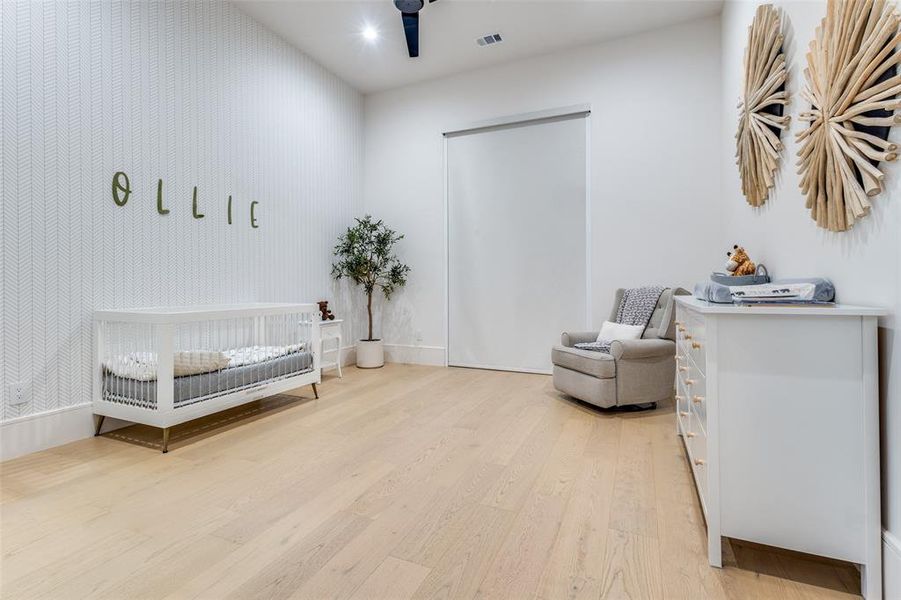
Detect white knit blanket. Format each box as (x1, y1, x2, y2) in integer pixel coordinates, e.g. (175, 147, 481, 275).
(223, 344, 306, 368)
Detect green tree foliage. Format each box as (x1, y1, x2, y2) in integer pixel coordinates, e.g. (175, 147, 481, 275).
(332, 215, 411, 341)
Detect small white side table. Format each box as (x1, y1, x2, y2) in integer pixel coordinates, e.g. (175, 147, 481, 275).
(320, 319, 343, 378)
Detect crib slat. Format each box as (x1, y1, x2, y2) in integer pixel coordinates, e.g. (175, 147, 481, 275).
(155, 323, 176, 420)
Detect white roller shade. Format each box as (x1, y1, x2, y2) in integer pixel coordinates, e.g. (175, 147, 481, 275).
(447, 113, 588, 373)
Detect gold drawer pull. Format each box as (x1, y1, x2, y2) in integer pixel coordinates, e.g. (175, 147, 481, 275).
(675, 395, 684, 401)
(684, 334, 693, 340)
(686, 432, 697, 438)
(692, 395, 704, 404)
(675, 321, 683, 327)
(678, 326, 686, 332)
(678, 366, 689, 372)
(691, 341, 702, 349)
(679, 411, 689, 417)
(685, 379, 695, 386)
(694, 458, 706, 466)
(675, 354, 684, 361)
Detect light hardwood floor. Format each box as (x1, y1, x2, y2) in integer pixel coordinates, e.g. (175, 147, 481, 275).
(0, 364, 861, 599)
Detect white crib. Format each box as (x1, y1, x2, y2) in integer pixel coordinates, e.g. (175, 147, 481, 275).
(93, 303, 321, 452)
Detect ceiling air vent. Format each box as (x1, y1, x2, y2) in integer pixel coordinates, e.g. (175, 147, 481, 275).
(476, 33, 503, 47)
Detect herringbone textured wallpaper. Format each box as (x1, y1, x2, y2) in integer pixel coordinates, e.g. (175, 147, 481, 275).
(0, 1, 364, 421)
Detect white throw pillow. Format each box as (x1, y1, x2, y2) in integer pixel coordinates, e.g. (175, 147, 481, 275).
(173, 351, 231, 376)
(597, 320, 644, 342)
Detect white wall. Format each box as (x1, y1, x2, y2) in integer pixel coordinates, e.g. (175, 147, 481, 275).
(363, 17, 722, 357)
(0, 0, 363, 456)
(365, 6, 900, 589)
(720, 1, 901, 593)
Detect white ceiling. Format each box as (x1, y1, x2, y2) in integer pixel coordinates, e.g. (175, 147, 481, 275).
(235, 0, 723, 94)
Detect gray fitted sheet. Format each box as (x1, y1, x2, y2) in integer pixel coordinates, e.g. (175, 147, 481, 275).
(103, 351, 313, 410)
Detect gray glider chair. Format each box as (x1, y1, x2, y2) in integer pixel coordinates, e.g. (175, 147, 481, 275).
(551, 287, 688, 409)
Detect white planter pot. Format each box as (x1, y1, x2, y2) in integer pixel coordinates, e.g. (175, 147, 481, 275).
(356, 339, 384, 369)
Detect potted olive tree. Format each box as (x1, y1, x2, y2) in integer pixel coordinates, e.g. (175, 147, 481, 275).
(331, 216, 410, 368)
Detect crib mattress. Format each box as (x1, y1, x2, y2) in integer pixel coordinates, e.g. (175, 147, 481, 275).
(103, 351, 313, 410)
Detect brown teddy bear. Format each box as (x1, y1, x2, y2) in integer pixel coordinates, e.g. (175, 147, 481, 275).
(725, 245, 756, 276)
(317, 300, 335, 321)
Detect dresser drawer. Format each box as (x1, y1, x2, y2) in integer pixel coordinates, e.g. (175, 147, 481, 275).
(320, 327, 341, 340)
(674, 345, 688, 367)
(676, 379, 690, 433)
(688, 337, 706, 375)
(677, 399, 690, 435)
(677, 338, 692, 367)
(689, 363, 707, 434)
(687, 415, 708, 510)
(676, 359, 692, 385)
(686, 310, 707, 344)
(675, 317, 689, 344)
(687, 414, 707, 461)
(685, 318, 706, 375)
(679, 360, 705, 402)
(676, 311, 707, 375)
(691, 391, 707, 435)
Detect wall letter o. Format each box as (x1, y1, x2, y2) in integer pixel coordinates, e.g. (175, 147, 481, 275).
(112, 171, 131, 207)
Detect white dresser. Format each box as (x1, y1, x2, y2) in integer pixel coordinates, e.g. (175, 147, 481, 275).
(674, 296, 886, 599)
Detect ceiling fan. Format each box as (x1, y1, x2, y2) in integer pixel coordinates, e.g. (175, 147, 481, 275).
(393, 0, 438, 58)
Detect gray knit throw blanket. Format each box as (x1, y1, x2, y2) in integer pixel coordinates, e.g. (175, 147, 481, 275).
(574, 286, 665, 353)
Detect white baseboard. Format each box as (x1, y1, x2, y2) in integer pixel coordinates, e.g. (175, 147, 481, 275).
(321, 345, 358, 368)
(329, 343, 446, 368)
(885, 529, 901, 599)
(341, 346, 356, 366)
(383, 344, 446, 366)
(1, 403, 129, 461)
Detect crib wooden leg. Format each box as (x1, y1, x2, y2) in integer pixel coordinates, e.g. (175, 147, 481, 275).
(94, 415, 105, 437)
(312, 383, 319, 399)
(161, 428, 171, 454)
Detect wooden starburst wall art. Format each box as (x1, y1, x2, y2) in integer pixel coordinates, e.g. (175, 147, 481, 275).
(797, 0, 901, 232)
(737, 4, 790, 207)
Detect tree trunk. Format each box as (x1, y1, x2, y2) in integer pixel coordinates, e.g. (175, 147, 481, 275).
(367, 290, 373, 341)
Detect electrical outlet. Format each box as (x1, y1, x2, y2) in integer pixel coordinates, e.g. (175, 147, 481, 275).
(7, 383, 28, 406)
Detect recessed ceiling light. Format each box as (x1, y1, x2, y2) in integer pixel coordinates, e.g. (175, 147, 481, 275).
(362, 25, 378, 42)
